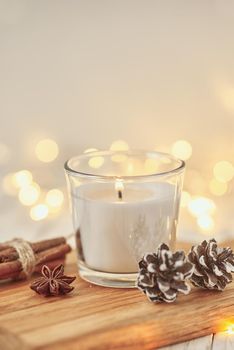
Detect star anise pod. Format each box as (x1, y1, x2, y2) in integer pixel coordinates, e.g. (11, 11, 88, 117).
(30, 264, 76, 296)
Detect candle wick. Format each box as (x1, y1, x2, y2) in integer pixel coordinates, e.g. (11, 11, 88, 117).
(118, 190, 123, 200)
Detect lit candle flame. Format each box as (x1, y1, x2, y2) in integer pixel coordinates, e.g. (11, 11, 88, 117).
(115, 179, 124, 200)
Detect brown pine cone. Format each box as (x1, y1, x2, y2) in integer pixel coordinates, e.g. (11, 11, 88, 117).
(137, 243, 193, 303)
(188, 239, 234, 291)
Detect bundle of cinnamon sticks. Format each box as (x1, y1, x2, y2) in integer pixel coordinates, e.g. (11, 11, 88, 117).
(0, 237, 71, 280)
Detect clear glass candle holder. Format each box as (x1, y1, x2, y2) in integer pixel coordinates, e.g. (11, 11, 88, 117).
(64, 150, 185, 288)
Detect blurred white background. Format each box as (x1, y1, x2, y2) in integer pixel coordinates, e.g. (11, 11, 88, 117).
(0, 0, 233, 244)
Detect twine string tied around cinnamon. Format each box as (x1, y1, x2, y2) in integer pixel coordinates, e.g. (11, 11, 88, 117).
(7, 238, 36, 278)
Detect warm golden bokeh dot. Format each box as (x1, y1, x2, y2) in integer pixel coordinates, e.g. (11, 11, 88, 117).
(197, 215, 215, 231)
(209, 178, 228, 196)
(213, 160, 234, 183)
(0, 143, 10, 164)
(188, 197, 216, 217)
(219, 85, 234, 112)
(35, 139, 59, 162)
(226, 324, 234, 335)
(161, 156, 171, 164)
(218, 320, 234, 334)
(181, 191, 191, 208)
(2, 173, 18, 196)
(30, 204, 49, 221)
(111, 154, 128, 163)
(13, 170, 33, 188)
(18, 183, 40, 206)
(144, 159, 158, 173)
(126, 162, 134, 175)
(171, 140, 193, 161)
(126, 159, 143, 176)
(186, 169, 207, 193)
(110, 140, 129, 151)
(88, 156, 104, 169)
(46, 189, 64, 208)
(154, 145, 171, 153)
(84, 148, 98, 153)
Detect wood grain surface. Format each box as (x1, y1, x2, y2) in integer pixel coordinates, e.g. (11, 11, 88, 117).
(0, 242, 233, 350)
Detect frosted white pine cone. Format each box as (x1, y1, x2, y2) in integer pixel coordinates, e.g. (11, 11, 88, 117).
(137, 243, 193, 303)
(188, 239, 234, 291)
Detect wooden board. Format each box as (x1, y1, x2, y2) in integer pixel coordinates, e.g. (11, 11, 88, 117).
(0, 242, 234, 350)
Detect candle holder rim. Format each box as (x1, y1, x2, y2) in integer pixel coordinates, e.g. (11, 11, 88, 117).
(64, 149, 185, 180)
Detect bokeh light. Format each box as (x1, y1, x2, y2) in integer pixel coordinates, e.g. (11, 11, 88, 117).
(88, 156, 104, 169)
(144, 159, 158, 173)
(226, 324, 234, 335)
(161, 156, 171, 164)
(209, 178, 228, 196)
(18, 183, 40, 206)
(197, 215, 215, 231)
(126, 159, 143, 176)
(127, 162, 134, 175)
(213, 161, 234, 183)
(218, 85, 234, 112)
(171, 140, 193, 161)
(46, 189, 64, 208)
(2, 173, 18, 196)
(155, 145, 171, 153)
(30, 204, 49, 221)
(35, 139, 59, 162)
(181, 191, 191, 208)
(110, 140, 129, 151)
(13, 170, 33, 188)
(188, 197, 216, 217)
(111, 154, 128, 163)
(0, 143, 10, 164)
(84, 148, 98, 153)
(185, 169, 207, 194)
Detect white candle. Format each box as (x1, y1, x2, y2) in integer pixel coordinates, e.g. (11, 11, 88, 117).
(73, 181, 178, 273)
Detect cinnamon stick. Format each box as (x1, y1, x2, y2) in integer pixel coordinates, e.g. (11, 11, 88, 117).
(0, 260, 22, 278)
(0, 237, 66, 263)
(31, 237, 66, 252)
(36, 244, 71, 265)
(34, 258, 66, 273)
(0, 244, 11, 252)
(0, 243, 71, 279)
(0, 271, 22, 281)
(0, 259, 66, 280)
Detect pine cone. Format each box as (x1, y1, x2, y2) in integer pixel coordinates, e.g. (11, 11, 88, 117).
(188, 239, 234, 291)
(137, 243, 193, 303)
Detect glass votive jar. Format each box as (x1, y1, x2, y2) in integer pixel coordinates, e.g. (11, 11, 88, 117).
(64, 150, 185, 288)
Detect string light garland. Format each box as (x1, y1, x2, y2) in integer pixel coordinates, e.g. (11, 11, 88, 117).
(1, 139, 233, 233)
